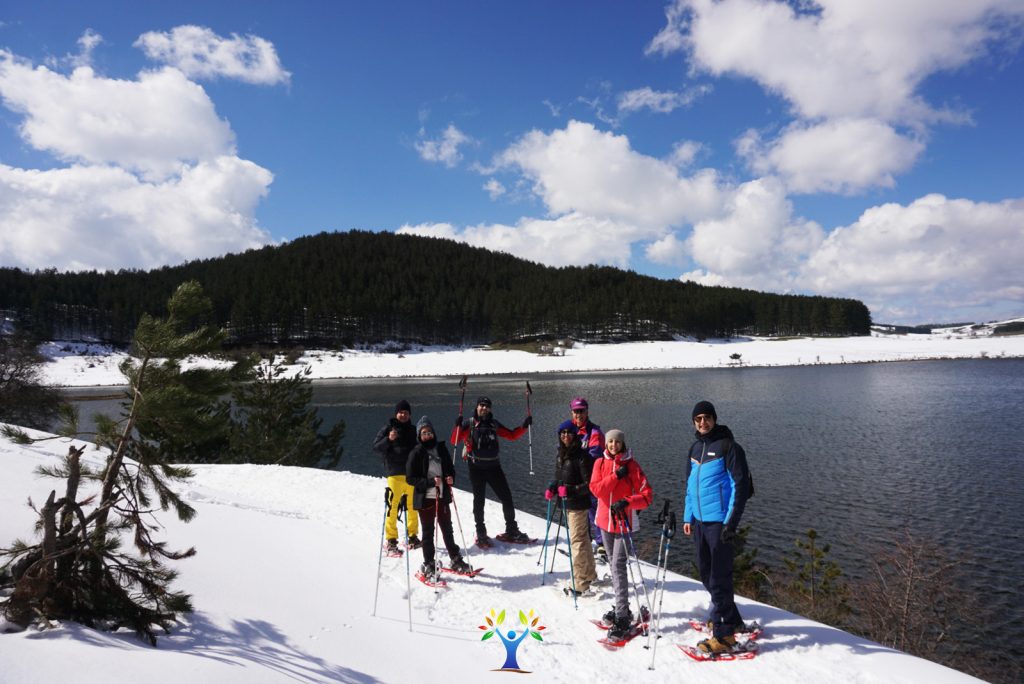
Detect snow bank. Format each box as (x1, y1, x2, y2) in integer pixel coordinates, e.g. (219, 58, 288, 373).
(0, 428, 981, 683)
(35, 324, 1024, 387)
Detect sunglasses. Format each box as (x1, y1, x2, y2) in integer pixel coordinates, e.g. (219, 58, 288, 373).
(694, 415, 714, 423)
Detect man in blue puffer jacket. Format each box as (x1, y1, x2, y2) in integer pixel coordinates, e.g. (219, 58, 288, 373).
(682, 400, 752, 655)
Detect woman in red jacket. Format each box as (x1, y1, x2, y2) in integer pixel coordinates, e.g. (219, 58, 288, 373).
(589, 428, 653, 641)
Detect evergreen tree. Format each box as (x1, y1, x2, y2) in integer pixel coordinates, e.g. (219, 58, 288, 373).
(0, 332, 65, 430)
(227, 360, 345, 468)
(778, 528, 851, 627)
(0, 281, 243, 644)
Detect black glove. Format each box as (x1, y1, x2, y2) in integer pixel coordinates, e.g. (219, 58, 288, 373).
(610, 499, 629, 516)
(546, 480, 558, 495)
(454, 415, 463, 428)
(523, 415, 533, 428)
(721, 526, 737, 544)
(614, 465, 628, 479)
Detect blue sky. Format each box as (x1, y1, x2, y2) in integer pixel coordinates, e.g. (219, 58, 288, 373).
(1, 1, 1022, 324)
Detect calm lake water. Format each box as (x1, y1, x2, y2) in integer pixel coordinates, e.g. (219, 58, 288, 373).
(68, 358, 1024, 658)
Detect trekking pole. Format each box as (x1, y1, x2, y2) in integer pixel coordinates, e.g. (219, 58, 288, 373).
(454, 376, 468, 461)
(561, 495, 578, 611)
(648, 512, 676, 670)
(450, 488, 474, 570)
(399, 494, 413, 631)
(548, 502, 565, 575)
(537, 496, 556, 568)
(620, 512, 654, 627)
(616, 511, 647, 629)
(525, 381, 534, 475)
(371, 488, 389, 617)
(433, 479, 443, 581)
(645, 500, 671, 650)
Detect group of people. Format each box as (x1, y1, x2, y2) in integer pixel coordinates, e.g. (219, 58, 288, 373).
(372, 393, 753, 656)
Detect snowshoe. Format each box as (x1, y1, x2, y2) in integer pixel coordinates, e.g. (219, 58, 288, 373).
(384, 539, 403, 558)
(475, 535, 493, 549)
(495, 530, 536, 544)
(688, 618, 763, 639)
(442, 557, 481, 577)
(677, 636, 758, 661)
(598, 616, 647, 649)
(416, 562, 448, 588)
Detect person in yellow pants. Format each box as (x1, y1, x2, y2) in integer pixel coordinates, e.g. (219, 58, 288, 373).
(373, 399, 420, 553)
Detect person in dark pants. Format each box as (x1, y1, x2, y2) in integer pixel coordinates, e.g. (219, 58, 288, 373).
(406, 416, 471, 580)
(450, 396, 532, 546)
(682, 400, 753, 655)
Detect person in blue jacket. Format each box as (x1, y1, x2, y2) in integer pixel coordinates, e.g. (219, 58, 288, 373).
(682, 400, 752, 655)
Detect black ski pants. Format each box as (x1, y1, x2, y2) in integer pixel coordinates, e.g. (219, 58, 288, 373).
(418, 500, 459, 566)
(468, 463, 517, 536)
(693, 520, 744, 637)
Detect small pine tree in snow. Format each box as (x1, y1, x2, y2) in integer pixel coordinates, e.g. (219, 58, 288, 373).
(0, 281, 243, 644)
(227, 360, 344, 468)
(779, 528, 851, 627)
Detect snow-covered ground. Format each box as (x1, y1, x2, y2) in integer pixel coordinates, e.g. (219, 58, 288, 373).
(0, 428, 982, 683)
(35, 319, 1024, 387)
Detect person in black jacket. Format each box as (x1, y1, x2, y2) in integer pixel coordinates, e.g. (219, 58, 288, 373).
(406, 416, 472, 580)
(547, 426, 598, 596)
(372, 399, 420, 554)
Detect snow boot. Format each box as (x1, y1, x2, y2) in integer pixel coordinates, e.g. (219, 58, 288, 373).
(420, 562, 437, 583)
(449, 556, 473, 574)
(501, 529, 531, 543)
(602, 606, 631, 627)
(386, 539, 401, 555)
(407, 535, 422, 549)
(606, 615, 633, 641)
(697, 634, 738, 655)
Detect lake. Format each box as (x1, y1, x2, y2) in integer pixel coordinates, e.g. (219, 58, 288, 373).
(67, 358, 1024, 659)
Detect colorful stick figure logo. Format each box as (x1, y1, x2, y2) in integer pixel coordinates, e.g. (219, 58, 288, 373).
(478, 608, 546, 673)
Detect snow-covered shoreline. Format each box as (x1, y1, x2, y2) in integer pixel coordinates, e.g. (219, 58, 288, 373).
(0, 428, 983, 683)
(37, 323, 1024, 388)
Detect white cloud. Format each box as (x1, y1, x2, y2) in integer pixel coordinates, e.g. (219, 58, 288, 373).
(617, 85, 711, 114)
(667, 139, 703, 168)
(495, 120, 724, 228)
(799, 194, 1024, 320)
(415, 124, 472, 168)
(134, 25, 291, 85)
(645, 232, 690, 266)
(648, 0, 1024, 194)
(0, 157, 273, 272)
(483, 178, 506, 199)
(0, 53, 235, 181)
(0, 46, 275, 272)
(686, 176, 824, 289)
(737, 119, 925, 194)
(651, 0, 1023, 123)
(71, 29, 103, 68)
(398, 213, 640, 269)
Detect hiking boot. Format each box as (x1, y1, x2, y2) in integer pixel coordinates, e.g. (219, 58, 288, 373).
(501, 529, 531, 543)
(419, 562, 437, 582)
(601, 606, 631, 627)
(475, 534, 492, 549)
(697, 634, 738, 655)
(407, 535, 422, 549)
(607, 615, 633, 641)
(449, 556, 473, 574)
(386, 539, 400, 554)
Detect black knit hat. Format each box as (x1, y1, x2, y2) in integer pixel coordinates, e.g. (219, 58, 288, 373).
(395, 399, 412, 414)
(476, 396, 492, 407)
(692, 400, 717, 421)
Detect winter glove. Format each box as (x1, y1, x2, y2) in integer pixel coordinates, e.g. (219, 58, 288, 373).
(523, 415, 533, 428)
(544, 488, 555, 501)
(558, 485, 568, 498)
(614, 464, 629, 479)
(610, 499, 629, 516)
(720, 526, 737, 544)
(454, 415, 463, 428)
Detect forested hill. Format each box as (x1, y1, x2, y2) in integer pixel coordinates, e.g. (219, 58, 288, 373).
(0, 230, 871, 345)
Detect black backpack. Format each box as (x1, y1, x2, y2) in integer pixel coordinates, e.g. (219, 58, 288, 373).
(718, 437, 755, 499)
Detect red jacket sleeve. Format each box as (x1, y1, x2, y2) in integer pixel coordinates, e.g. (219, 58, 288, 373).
(497, 424, 527, 441)
(589, 458, 616, 501)
(626, 461, 653, 511)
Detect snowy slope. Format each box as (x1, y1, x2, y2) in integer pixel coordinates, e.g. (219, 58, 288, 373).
(0, 429, 981, 683)
(36, 324, 1024, 387)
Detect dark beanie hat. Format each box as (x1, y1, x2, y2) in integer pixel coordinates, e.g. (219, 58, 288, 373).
(416, 415, 434, 434)
(692, 400, 717, 421)
(395, 399, 412, 414)
(476, 396, 492, 407)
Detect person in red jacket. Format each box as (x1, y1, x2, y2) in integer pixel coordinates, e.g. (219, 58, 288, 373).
(589, 428, 653, 641)
(450, 396, 532, 546)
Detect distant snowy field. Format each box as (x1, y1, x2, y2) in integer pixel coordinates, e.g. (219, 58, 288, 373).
(0, 428, 982, 683)
(35, 319, 1024, 387)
